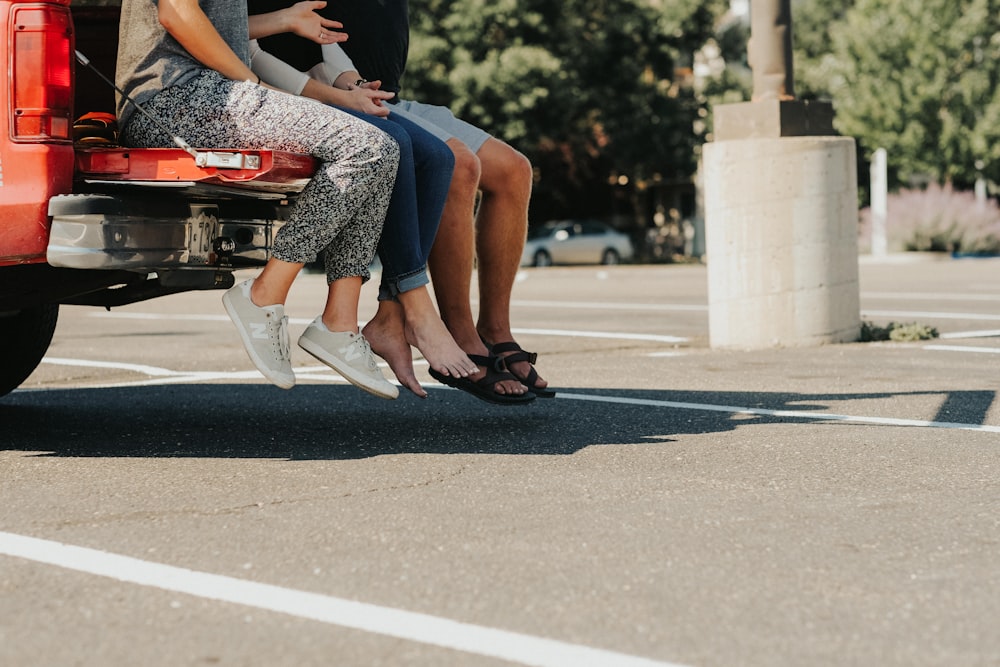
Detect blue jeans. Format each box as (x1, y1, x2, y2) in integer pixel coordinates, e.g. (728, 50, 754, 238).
(337, 108, 455, 300)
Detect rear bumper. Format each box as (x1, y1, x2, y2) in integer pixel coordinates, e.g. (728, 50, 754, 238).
(46, 190, 288, 271)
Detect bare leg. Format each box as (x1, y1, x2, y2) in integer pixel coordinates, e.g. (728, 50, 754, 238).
(428, 139, 527, 397)
(320, 276, 363, 333)
(363, 299, 426, 397)
(472, 138, 549, 392)
(249, 258, 304, 306)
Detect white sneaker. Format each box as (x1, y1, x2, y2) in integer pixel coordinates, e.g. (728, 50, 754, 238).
(222, 278, 295, 389)
(298, 317, 399, 399)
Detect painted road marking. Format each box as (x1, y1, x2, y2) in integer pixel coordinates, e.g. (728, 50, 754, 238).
(92, 306, 1000, 327)
(86, 311, 691, 344)
(33, 358, 1000, 433)
(39, 358, 394, 389)
(512, 327, 687, 343)
(556, 393, 1000, 434)
(939, 329, 1000, 339)
(510, 300, 708, 313)
(862, 291, 1000, 302)
(0, 532, 683, 667)
(862, 310, 1000, 322)
(923, 345, 1000, 355)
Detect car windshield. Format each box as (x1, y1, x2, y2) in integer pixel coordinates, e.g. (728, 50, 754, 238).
(527, 222, 568, 240)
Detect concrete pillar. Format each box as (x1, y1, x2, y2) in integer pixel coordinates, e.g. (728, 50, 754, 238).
(703, 135, 860, 348)
(702, 0, 860, 350)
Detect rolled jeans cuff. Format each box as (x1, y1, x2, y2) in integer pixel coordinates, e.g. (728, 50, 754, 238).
(378, 267, 429, 301)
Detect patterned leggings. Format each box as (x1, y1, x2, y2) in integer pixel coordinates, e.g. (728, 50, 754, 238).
(121, 70, 400, 284)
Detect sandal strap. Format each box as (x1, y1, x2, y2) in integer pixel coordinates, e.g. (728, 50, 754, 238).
(489, 341, 538, 365)
(517, 364, 541, 388)
(467, 353, 525, 392)
(468, 353, 507, 374)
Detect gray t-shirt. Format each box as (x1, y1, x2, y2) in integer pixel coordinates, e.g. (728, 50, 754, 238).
(115, 0, 250, 132)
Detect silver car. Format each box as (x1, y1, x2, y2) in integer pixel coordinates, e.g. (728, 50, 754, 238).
(520, 219, 634, 267)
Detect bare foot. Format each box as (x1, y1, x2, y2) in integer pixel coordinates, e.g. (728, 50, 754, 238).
(362, 301, 427, 398)
(398, 290, 478, 379)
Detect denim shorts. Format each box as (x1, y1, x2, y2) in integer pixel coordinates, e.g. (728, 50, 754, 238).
(389, 99, 492, 155)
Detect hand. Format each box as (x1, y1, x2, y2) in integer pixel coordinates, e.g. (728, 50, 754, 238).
(355, 79, 382, 92)
(283, 1, 347, 44)
(343, 87, 395, 117)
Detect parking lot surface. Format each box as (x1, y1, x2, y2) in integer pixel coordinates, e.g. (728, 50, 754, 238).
(2, 257, 998, 666)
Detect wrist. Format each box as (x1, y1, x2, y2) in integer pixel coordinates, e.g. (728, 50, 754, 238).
(333, 71, 361, 90)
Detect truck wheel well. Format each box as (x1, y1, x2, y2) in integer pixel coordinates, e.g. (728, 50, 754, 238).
(0, 304, 59, 398)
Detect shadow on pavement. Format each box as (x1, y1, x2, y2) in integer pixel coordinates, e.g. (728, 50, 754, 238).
(2, 384, 995, 460)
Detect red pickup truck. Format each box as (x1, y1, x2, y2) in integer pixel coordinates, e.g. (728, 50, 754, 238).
(0, 0, 317, 396)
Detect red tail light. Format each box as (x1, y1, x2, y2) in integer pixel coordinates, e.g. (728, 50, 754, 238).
(10, 4, 74, 141)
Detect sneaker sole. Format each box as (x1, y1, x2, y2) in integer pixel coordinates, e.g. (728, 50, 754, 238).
(298, 336, 399, 400)
(222, 290, 295, 390)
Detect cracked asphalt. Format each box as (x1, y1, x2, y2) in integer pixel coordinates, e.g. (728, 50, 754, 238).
(2, 257, 998, 667)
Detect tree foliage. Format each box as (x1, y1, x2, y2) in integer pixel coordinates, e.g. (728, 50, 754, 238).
(827, 0, 1000, 189)
(789, 0, 853, 99)
(405, 0, 725, 223)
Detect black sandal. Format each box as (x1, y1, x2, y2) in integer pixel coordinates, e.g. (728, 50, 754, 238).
(428, 354, 536, 405)
(487, 341, 556, 398)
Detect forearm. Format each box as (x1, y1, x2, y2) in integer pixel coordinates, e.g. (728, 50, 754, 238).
(301, 78, 353, 106)
(248, 10, 294, 40)
(250, 40, 308, 94)
(321, 44, 360, 88)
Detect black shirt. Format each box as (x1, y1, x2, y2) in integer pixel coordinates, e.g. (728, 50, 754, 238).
(250, 0, 410, 96)
(328, 0, 409, 95)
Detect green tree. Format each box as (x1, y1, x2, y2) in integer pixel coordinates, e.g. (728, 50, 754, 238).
(827, 0, 1000, 189)
(790, 0, 854, 99)
(406, 0, 725, 228)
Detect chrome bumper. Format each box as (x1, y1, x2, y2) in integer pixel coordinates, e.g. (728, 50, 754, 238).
(46, 192, 287, 271)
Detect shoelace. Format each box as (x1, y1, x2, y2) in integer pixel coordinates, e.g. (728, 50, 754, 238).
(265, 312, 291, 361)
(277, 315, 291, 361)
(353, 334, 378, 371)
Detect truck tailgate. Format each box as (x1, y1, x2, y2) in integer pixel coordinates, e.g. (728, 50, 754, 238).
(75, 147, 318, 195)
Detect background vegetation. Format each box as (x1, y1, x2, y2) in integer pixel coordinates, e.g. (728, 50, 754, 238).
(407, 0, 725, 254)
(404, 0, 999, 255)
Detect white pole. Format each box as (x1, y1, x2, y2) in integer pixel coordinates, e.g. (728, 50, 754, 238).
(975, 177, 987, 208)
(871, 148, 888, 256)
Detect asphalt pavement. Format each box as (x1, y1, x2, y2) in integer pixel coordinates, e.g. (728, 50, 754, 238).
(1, 256, 998, 667)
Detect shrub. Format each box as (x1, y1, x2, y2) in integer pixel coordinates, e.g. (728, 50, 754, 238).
(859, 321, 939, 342)
(859, 183, 1000, 254)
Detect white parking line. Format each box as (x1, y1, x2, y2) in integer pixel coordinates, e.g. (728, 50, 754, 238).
(38, 357, 391, 389)
(511, 300, 708, 313)
(557, 393, 1000, 434)
(862, 309, 1000, 322)
(512, 328, 687, 343)
(34, 358, 1000, 433)
(862, 291, 1000, 302)
(923, 345, 1000, 355)
(0, 531, 683, 667)
(86, 311, 691, 344)
(939, 329, 1000, 339)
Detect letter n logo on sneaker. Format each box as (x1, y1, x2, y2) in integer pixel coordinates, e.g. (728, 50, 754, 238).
(251, 322, 269, 339)
(340, 345, 363, 362)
